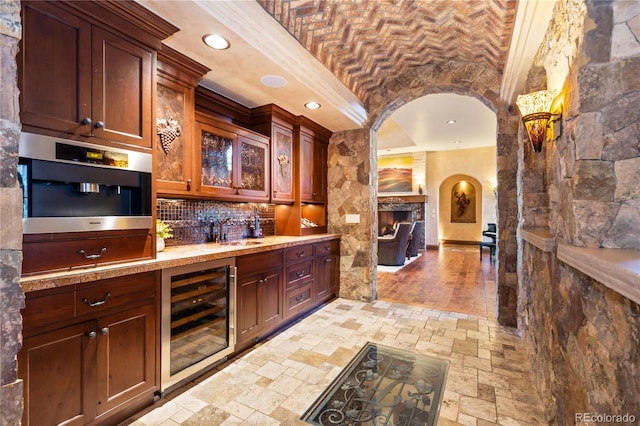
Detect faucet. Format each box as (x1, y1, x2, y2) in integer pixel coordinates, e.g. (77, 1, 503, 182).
(205, 219, 218, 242)
(219, 218, 231, 241)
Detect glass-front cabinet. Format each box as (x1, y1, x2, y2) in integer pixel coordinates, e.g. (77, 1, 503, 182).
(195, 112, 269, 201)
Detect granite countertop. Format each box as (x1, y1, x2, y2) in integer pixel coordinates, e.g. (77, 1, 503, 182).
(20, 234, 341, 293)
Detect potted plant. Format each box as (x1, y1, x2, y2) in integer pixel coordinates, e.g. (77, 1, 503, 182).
(156, 219, 173, 252)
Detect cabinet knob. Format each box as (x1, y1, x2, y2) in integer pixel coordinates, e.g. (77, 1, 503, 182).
(186, 179, 192, 191)
(296, 251, 305, 257)
(94, 121, 105, 129)
(295, 295, 306, 302)
(81, 117, 92, 125)
(296, 271, 305, 278)
(325, 258, 332, 263)
(87, 331, 97, 340)
(100, 327, 109, 335)
(258, 277, 269, 284)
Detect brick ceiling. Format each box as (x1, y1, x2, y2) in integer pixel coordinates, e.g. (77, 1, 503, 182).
(257, 0, 517, 103)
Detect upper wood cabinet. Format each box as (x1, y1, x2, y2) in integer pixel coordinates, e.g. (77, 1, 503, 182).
(156, 46, 210, 197)
(250, 105, 296, 204)
(19, 1, 177, 150)
(297, 117, 330, 204)
(195, 112, 270, 202)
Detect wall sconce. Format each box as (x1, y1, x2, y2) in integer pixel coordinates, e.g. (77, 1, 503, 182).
(516, 90, 561, 153)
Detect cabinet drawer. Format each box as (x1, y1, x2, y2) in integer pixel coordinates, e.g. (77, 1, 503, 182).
(22, 230, 152, 275)
(284, 244, 313, 262)
(314, 240, 339, 257)
(285, 283, 313, 318)
(286, 260, 313, 290)
(76, 272, 156, 318)
(237, 250, 282, 276)
(22, 287, 76, 334)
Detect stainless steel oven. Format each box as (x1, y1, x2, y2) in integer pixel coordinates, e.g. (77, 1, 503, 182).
(18, 132, 152, 234)
(161, 258, 237, 392)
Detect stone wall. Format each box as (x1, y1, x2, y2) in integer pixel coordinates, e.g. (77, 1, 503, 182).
(327, 61, 521, 325)
(518, 0, 640, 422)
(0, 0, 24, 424)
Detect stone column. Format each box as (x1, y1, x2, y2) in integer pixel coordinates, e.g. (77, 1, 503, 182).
(327, 128, 378, 301)
(0, 0, 25, 424)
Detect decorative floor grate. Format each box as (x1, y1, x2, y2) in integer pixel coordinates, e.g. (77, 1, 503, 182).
(302, 342, 449, 426)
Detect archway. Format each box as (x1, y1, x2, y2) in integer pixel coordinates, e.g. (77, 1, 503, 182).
(327, 61, 520, 326)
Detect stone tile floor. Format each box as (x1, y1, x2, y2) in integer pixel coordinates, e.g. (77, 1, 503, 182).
(125, 299, 544, 426)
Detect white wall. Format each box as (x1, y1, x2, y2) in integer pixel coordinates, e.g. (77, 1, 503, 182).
(425, 146, 497, 245)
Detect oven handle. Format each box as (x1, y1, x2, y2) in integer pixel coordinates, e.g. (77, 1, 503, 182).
(79, 247, 107, 260)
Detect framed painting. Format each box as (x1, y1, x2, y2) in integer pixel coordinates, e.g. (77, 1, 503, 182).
(451, 181, 476, 223)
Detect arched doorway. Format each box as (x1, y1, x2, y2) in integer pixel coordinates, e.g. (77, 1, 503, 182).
(327, 61, 519, 326)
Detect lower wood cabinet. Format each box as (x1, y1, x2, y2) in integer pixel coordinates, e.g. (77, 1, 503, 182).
(236, 238, 340, 349)
(236, 251, 284, 346)
(314, 240, 340, 303)
(19, 271, 158, 426)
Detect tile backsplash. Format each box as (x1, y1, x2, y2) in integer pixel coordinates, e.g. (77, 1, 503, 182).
(157, 198, 275, 246)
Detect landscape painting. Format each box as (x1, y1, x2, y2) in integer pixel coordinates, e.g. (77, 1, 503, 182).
(378, 155, 413, 193)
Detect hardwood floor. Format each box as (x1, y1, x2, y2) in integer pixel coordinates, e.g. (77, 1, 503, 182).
(377, 243, 497, 318)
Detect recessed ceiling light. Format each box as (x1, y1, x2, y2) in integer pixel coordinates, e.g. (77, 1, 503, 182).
(454, 140, 462, 144)
(447, 120, 456, 124)
(202, 34, 230, 50)
(260, 75, 288, 88)
(304, 101, 321, 110)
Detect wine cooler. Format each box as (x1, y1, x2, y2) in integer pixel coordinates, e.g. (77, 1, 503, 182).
(161, 258, 236, 392)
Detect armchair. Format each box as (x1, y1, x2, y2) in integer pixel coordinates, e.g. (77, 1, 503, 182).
(378, 222, 412, 266)
(407, 220, 425, 258)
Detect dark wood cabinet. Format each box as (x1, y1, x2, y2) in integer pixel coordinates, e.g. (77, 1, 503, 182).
(284, 245, 314, 318)
(22, 229, 152, 275)
(196, 112, 270, 202)
(250, 105, 296, 204)
(299, 131, 328, 203)
(236, 251, 283, 345)
(156, 46, 209, 196)
(19, 271, 158, 426)
(314, 240, 341, 303)
(19, 1, 176, 150)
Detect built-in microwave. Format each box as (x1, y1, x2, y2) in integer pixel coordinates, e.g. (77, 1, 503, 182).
(18, 133, 153, 234)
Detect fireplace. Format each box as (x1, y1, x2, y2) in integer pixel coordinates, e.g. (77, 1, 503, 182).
(378, 194, 427, 246)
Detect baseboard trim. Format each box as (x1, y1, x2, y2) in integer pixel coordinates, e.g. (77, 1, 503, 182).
(440, 240, 480, 246)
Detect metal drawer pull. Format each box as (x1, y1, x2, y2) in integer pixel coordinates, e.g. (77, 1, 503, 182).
(296, 271, 306, 278)
(295, 295, 306, 302)
(325, 258, 332, 263)
(79, 247, 107, 260)
(100, 327, 109, 335)
(258, 277, 269, 284)
(296, 251, 305, 257)
(81, 292, 111, 307)
(87, 331, 97, 339)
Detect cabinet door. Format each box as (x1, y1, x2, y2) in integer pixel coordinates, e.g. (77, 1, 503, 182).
(19, 321, 98, 426)
(312, 139, 327, 202)
(238, 135, 270, 200)
(196, 121, 237, 198)
(96, 304, 156, 417)
(236, 272, 261, 343)
(299, 132, 314, 202)
(92, 27, 153, 148)
(271, 123, 294, 203)
(315, 253, 338, 303)
(237, 270, 283, 344)
(19, 2, 92, 136)
(261, 270, 284, 330)
(156, 76, 195, 195)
